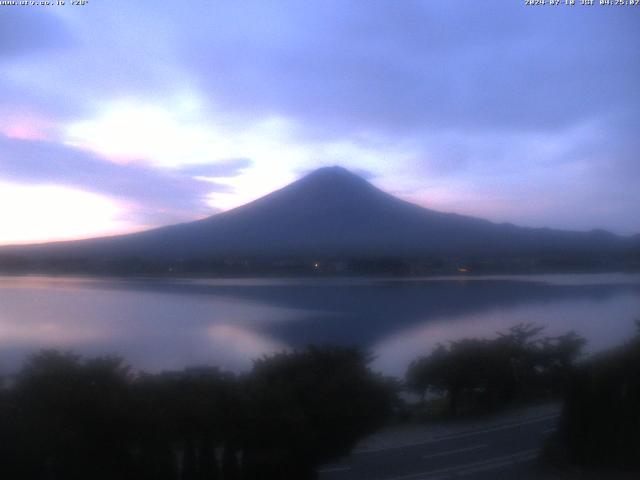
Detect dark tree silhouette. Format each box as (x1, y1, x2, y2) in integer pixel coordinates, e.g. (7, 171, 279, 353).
(556, 321, 640, 470)
(406, 324, 586, 416)
(0, 346, 395, 480)
(242, 346, 396, 479)
(3, 351, 134, 479)
(130, 366, 242, 480)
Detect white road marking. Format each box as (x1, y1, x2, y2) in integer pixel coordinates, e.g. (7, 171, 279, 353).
(356, 413, 558, 454)
(421, 444, 487, 460)
(383, 449, 539, 480)
(429, 413, 559, 442)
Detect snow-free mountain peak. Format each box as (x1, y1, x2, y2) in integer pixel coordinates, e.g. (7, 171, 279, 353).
(0, 166, 638, 273)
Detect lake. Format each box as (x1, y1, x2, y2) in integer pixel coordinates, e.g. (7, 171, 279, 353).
(1, 273, 639, 377)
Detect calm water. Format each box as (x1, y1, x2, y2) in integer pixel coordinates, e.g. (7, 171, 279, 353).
(1, 273, 639, 377)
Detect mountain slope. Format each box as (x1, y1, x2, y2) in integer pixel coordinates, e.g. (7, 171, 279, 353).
(1, 166, 638, 263)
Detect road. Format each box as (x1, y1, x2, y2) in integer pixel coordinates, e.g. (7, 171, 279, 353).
(318, 405, 560, 480)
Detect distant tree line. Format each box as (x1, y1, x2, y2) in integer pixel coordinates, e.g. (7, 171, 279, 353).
(0, 347, 395, 480)
(1, 251, 638, 276)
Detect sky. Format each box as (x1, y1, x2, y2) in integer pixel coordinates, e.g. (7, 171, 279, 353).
(0, 0, 638, 245)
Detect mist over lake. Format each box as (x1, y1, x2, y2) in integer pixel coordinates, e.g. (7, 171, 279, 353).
(2, 273, 638, 377)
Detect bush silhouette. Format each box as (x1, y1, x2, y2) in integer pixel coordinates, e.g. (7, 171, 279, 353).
(2, 351, 134, 479)
(242, 346, 395, 479)
(556, 322, 640, 470)
(406, 324, 586, 416)
(0, 346, 395, 480)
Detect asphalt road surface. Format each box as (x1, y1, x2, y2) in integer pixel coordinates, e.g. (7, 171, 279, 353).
(318, 408, 560, 480)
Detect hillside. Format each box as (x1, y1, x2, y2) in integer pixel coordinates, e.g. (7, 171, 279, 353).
(0, 167, 638, 273)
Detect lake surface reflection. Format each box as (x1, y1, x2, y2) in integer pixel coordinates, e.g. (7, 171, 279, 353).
(1, 274, 639, 376)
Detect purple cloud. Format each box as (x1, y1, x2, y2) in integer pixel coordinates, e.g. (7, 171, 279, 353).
(0, 0, 637, 235)
(0, 134, 249, 224)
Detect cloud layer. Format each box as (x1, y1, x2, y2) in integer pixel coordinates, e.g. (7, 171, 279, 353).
(0, 134, 249, 224)
(0, 1, 638, 243)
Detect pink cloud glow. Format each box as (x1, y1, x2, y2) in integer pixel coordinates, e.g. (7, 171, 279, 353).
(1, 111, 55, 141)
